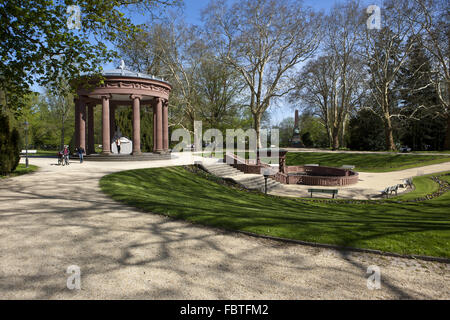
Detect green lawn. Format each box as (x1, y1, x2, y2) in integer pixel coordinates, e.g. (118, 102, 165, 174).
(100, 167, 450, 258)
(1, 164, 38, 179)
(200, 151, 450, 172)
(286, 152, 450, 172)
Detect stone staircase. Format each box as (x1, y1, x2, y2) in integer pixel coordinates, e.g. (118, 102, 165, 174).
(200, 162, 282, 192)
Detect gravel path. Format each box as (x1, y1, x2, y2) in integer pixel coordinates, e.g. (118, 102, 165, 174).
(0, 155, 448, 299)
(269, 161, 450, 199)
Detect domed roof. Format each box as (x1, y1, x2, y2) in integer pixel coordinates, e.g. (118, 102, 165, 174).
(102, 60, 168, 83)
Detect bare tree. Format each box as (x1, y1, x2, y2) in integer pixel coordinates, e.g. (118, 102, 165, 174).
(412, 0, 450, 149)
(292, 1, 365, 150)
(118, 18, 206, 132)
(361, 0, 424, 150)
(203, 0, 322, 148)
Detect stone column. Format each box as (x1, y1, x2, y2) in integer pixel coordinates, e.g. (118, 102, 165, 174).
(78, 99, 86, 151)
(131, 95, 142, 155)
(155, 98, 163, 153)
(87, 103, 95, 154)
(153, 102, 157, 152)
(110, 103, 116, 145)
(163, 100, 169, 152)
(74, 98, 80, 149)
(101, 95, 111, 155)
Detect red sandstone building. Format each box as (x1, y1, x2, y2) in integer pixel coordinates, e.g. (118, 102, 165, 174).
(73, 61, 172, 157)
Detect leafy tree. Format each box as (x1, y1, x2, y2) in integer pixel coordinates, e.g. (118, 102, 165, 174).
(116, 106, 154, 152)
(0, 112, 20, 175)
(0, 0, 179, 102)
(274, 117, 294, 147)
(362, 0, 424, 150)
(398, 37, 445, 150)
(412, 0, 449, 149)
(348, 109, 385, 151)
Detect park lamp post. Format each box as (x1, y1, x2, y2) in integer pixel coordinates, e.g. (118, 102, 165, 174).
(23, 121, 29, 168)
(263, 168, 271, 195)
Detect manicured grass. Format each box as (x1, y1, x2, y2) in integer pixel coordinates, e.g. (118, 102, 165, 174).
(100, 167, 450, 258)
(1, 164, 38, 179)
(286, 152, 450, 172)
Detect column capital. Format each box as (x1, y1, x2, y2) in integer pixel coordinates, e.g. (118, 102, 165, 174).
(130, 94, 142, 100)
(100, 94, 112, 100)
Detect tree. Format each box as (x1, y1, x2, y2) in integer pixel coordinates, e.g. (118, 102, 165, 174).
(118, 19, 207, 133)
(0, 0, 179, 105)
(43, 80, 75, 150)
(362, 0, 424, 150)
(195, 54, 245, 131)
(398, 37, 444, 150)
(412, 0, 450, 149)
(0, 112, 20, 175)
(274, 117, 294, 147)
(203, 0, 322, 150)
(348, 109, 385, 151)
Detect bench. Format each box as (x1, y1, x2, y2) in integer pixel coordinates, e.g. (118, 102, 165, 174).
(380, 185, 399, 198)
(305, 163, 319, 167)
(341, 165, 355, 170)
(403, 178, 413, 188)
(308, 188, 338, 198)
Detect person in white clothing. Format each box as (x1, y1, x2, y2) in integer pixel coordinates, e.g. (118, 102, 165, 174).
(116, 138, 121, 154)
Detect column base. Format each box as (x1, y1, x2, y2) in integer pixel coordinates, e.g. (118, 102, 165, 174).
(131, 151, 142, 156)
(101, 151, 111, 155)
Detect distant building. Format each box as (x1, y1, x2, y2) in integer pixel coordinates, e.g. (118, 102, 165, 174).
(291, 110, 304, 148)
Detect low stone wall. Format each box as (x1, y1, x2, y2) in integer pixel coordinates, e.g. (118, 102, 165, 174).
(283, 165, 359, 186)
(223, 154, 358, 186)
(224, 153, 267, 174)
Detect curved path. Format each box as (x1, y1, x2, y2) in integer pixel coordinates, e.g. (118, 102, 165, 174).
(0, 155, 449, 299)
(270, 161, 450, 199)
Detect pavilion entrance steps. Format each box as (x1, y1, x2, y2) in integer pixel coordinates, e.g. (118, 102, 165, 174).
(84, 153, 172, 162)
(199, 161, 282, 192)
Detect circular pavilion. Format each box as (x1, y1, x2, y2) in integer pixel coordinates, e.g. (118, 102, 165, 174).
(73, 61, 172, 159)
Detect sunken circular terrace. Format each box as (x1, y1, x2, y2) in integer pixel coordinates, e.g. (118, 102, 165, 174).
(284, 165, 359, 186)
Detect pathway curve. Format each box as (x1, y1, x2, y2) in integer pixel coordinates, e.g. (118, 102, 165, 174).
(0, 155, 448, 299)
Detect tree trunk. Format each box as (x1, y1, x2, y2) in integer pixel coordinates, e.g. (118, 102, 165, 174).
(384, 115, 396, 151)
(254, 113, 262, 149)
(60, 118, 65, 151)
(444, 114, 450, 150)
(331, 127, 340, 150)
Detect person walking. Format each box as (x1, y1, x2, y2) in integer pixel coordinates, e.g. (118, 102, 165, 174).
(63, 145, 70, 165)
(77, 146, 85, 163)
(116, 138, 121, 154)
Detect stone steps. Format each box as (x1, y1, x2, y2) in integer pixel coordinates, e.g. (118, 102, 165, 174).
(84, 153, 172, 162)
(201, 162, 282, 192)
